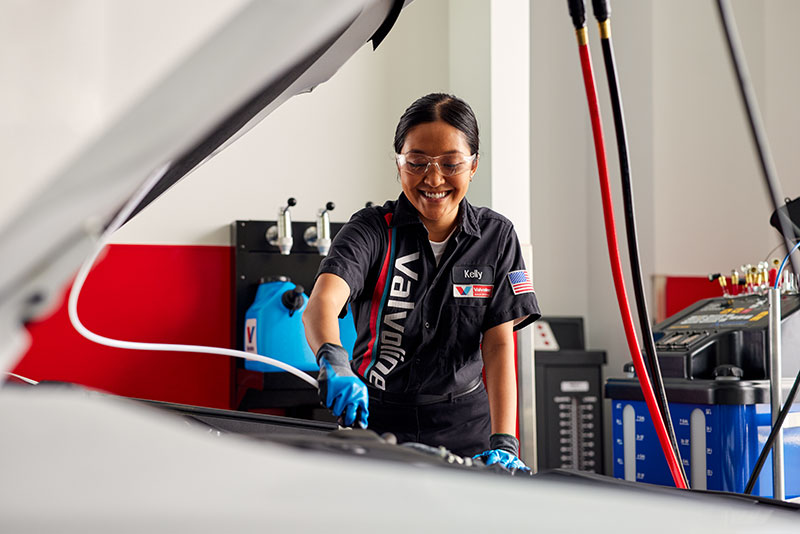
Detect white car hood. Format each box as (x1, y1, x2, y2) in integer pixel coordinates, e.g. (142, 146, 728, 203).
(0, 0, 407, 374)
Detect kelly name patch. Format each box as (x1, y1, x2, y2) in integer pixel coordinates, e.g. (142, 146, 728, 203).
(452, 264, 494, 284)
(453, 284, 494, 298)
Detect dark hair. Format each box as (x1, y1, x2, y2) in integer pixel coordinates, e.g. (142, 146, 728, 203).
(393, 93, 480, 155)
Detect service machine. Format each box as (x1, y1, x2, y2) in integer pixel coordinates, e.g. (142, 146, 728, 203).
(606, 276, 800, 498)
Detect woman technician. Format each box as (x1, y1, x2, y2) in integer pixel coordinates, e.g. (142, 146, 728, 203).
(303, 93, 540, 470)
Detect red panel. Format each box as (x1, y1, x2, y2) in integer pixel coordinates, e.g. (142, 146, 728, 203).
(664, 276, 723, 319)
(12, 244, 233, 409)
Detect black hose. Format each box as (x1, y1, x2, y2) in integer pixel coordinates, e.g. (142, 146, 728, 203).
(715, 0, 800, 496)
(594, 10, 688, 488)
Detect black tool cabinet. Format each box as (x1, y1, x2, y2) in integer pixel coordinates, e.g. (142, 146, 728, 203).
(231, 219, 344, 416)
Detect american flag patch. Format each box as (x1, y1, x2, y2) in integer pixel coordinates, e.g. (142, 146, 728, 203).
(507, 270, 534, 295)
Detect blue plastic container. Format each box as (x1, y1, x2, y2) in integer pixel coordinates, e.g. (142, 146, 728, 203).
(243, 279, 356, 372)
(609, 395, 800, 498)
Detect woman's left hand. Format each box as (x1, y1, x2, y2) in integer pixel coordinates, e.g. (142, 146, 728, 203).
(473, 433, 531, 473)
(474, 448, 530, 472)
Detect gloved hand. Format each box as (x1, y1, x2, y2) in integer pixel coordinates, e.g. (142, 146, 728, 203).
(473, 433, 530, 473)
(316, 343, 369, 428)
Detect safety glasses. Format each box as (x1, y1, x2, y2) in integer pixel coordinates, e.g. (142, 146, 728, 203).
(396, 152, 477, 177)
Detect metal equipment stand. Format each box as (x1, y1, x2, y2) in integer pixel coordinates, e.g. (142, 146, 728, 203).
(769, 287, 786, 500)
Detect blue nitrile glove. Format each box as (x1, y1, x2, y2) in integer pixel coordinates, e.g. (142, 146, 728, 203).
(316, 343, 369, 428)
(474, 433, 530, 472)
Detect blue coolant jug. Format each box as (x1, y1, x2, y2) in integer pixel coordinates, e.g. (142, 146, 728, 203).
(243, 277, 356, 372)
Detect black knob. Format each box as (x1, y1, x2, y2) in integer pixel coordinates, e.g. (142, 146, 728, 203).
(365, 201, 374, 208)
(713, 364, 743, 381)
(287, 197, 297, 207)
(567, 0, 586, 29)
(622, 362, 635, 376)
(325, 202, 335, 211)
(281, 285, 305, 316)
(591, 0, 610, 22)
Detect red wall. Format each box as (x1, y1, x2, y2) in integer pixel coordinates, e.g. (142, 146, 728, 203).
(12, 244, 233, 409)
(659, 275, 723, 322)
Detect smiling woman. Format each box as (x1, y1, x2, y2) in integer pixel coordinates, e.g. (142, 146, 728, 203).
(393, 94, 479, 241)
(301, 93, 541, 471)
(395, 121, 478, 241)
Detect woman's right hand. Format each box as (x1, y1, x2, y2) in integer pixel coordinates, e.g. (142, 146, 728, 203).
(316, 343, 369, 428)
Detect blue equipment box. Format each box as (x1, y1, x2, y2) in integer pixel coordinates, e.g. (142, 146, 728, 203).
(607, 381, 800, 498)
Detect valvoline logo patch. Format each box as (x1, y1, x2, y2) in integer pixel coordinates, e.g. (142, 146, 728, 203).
(453, 284, 493, 298)
(244, 318, 257, 353)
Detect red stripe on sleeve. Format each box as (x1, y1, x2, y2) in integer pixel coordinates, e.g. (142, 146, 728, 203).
(357, 213, 393, 376)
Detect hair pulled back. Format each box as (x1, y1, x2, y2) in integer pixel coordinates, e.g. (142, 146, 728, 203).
(393, 93, 479, 155)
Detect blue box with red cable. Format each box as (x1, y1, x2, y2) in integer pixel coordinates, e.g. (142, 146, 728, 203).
(606, 386, 800, 497)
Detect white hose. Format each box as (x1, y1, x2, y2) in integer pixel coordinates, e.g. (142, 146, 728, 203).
(67, 164, 319, 390)
(5, 372, 39, 385)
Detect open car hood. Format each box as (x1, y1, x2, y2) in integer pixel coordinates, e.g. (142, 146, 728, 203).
(0, 0, 407, 373)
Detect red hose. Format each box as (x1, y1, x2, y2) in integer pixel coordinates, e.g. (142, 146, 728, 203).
(576, 39, 687, 489)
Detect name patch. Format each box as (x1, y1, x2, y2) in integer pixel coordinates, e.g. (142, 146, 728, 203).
(453, 284, 494, 298)
(452, 264, 494, 284)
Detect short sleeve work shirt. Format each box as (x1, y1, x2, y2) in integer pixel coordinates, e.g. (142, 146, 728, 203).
(317, 193, 541, 396)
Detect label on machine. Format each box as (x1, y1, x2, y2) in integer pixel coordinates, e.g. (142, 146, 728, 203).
(552, 394, 598, 471)
(664, 295, 799, 332)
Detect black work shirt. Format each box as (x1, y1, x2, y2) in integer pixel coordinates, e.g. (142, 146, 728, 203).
(317, 193, 541, 397)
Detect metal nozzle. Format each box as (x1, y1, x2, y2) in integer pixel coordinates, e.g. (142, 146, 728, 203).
(266, 197, 296, 255)
(304, 201, 335, 256)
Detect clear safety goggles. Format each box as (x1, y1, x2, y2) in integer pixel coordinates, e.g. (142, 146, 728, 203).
(395, 152, 477, 177)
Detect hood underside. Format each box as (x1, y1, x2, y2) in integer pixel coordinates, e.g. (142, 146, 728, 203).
(0, 0, 407, 373)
